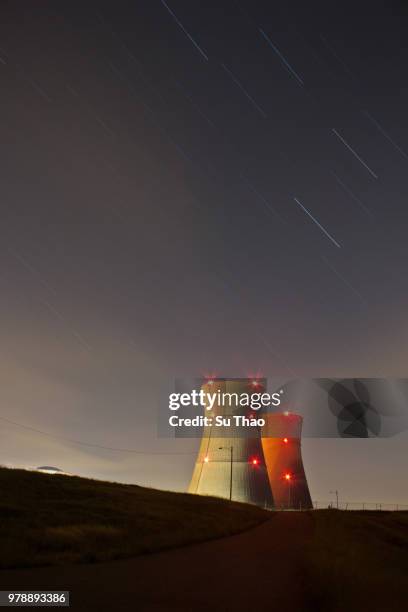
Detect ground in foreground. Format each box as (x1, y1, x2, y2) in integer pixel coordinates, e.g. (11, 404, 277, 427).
(0, 466, 268, 568)
(1, 467, 407, 611)
(1, 509, 408, 611)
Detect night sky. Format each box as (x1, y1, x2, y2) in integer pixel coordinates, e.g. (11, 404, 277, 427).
(1, 0, 408, 504)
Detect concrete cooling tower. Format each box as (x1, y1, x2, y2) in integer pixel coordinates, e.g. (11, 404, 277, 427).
(188, 378, 274, 508)
(188, 378, 313, 509)
(261, 413, 313, 509)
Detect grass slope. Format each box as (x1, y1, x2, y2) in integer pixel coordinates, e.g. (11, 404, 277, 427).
(303, 509, 408, 611)
(0, 467, 269, 569)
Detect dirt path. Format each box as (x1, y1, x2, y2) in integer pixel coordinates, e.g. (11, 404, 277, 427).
(0, 513, 314, 611)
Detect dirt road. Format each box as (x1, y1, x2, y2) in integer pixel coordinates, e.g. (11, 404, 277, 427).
(0, 513, 314, 611)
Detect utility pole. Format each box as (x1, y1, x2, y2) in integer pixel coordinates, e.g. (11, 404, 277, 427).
(330, 490, 339, 509)
(219, 445, 233, 501)
(230, 445, 233, 501)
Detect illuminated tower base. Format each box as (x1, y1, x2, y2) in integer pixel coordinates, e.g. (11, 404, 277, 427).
(188, 379, 312, 510)
(188, 379, 274, 508)
(261, 413, 313, 509)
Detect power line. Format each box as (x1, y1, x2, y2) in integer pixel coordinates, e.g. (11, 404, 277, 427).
(0, 415, 196, 455)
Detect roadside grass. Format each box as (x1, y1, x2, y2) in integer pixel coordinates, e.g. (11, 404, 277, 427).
(0, 466, 269, 569)
(302, 509, 408, 611)
(2, 464, 408, 611)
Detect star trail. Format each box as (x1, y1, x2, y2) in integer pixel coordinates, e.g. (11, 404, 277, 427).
(0, 0, 408, 502)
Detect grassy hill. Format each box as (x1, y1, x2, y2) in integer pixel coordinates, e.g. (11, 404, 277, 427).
(303, 509, 408, 611)
(0, 466, 269, 569)
(2, 466, 408, 611)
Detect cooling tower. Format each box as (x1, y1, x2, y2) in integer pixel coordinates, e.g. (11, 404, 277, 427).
(261, 413, 313, 509)
(188, 379, 274, 508)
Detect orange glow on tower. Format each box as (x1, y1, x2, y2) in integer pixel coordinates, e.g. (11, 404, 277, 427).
(261, 413, 312, 510)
